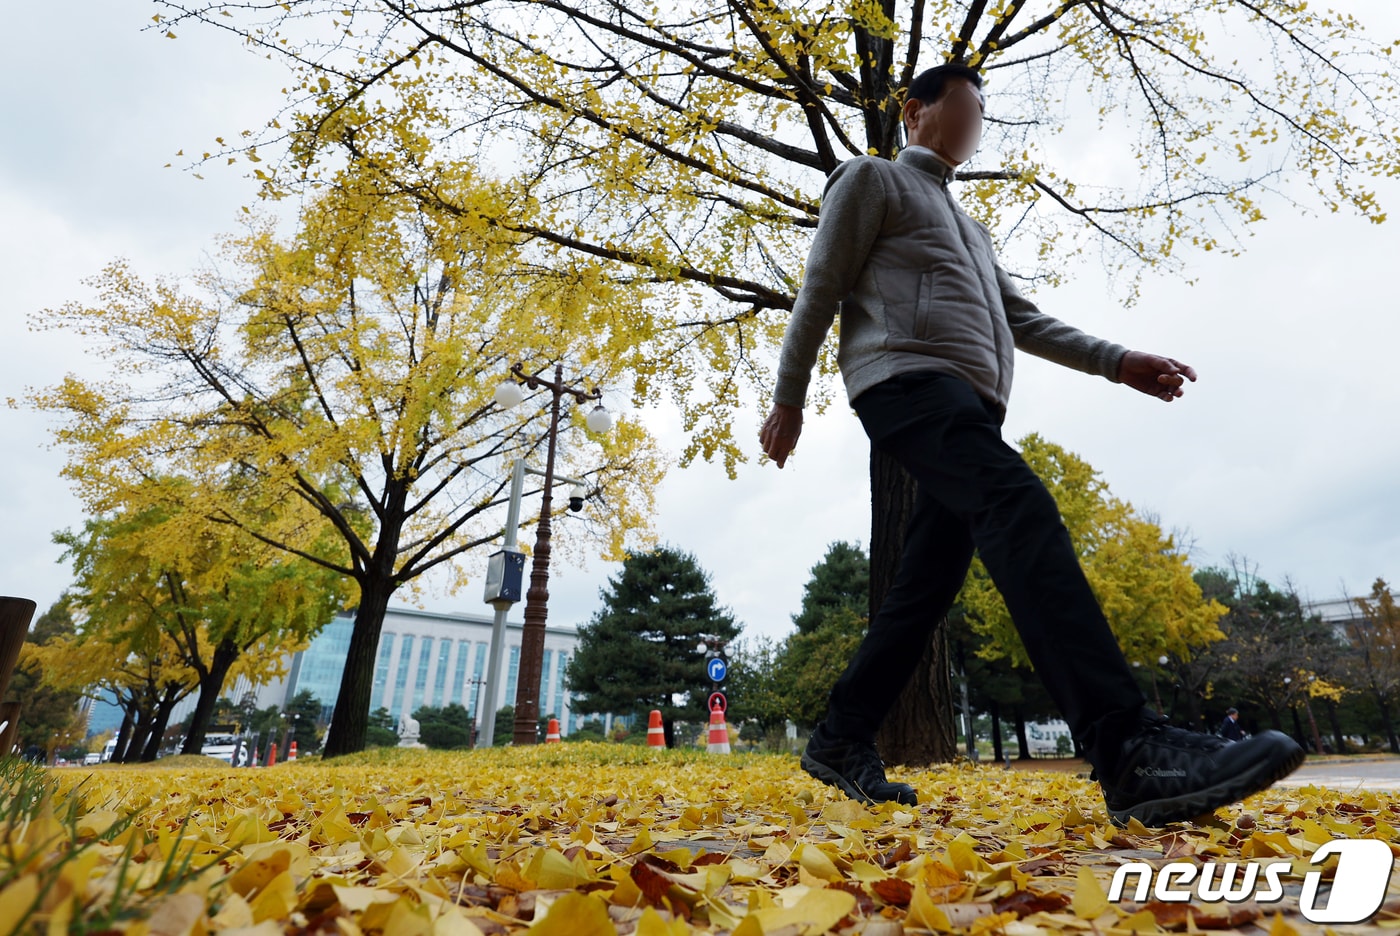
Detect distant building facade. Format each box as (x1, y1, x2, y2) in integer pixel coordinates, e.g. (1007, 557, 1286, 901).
(283, 607, 585, 732)
(85, 606, 594, 740)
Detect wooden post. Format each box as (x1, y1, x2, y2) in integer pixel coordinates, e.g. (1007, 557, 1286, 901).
(0, 597, 38, 758)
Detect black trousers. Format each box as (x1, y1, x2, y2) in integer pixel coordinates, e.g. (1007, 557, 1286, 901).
(825, 369, 1147, 773)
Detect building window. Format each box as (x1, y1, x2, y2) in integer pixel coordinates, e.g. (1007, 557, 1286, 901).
(412, 637, 434, 712)
(554, 652, 570, 722)
(540, 649, 553, 715)
(371, 633, 396, 713)
(453, 640, 471, 708)
(289, 614, 355, 720)
(390, 635, 415, 715)
(469, 643, 487, 718)
(506, 645, 520, 707)
(433, 639, 451, 708)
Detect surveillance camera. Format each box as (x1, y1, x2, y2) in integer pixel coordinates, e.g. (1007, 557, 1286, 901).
(568, 482, 587, 512)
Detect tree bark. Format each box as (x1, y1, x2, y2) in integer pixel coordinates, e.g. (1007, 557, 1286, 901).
(1376, 691, 1399, 754)
(322, 574, 394, 758)
(122, 707, 152, 764)
(989, 700, 1004, 763)
(870, 447, 957, 765)
(140, 687, 180, 762)
(180, 638, 241, 755)
(323, 480, 409, 758)
(1013, 706, 1032, 761)
(112, 708, 133, 763)
(1289, 704, 1307, 749)
(1325, 699, 1346, 755)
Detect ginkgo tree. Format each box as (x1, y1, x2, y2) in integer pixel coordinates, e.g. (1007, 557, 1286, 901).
(51, 476, 348, 757)
(26, 161, 664, 756)
(153, 0, 1397, 762)
(38, 613, 200, 763)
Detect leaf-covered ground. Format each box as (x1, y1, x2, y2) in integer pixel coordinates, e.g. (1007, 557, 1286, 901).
(5, 744, 1399, 936)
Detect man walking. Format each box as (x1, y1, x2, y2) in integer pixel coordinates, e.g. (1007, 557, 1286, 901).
(759, 64, 1304, 827)
(1219, 707, 1248, 742)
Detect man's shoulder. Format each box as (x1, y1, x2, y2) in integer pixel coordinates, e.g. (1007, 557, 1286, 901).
(821, 155, 893, 206)
(829, 154, 892, 184)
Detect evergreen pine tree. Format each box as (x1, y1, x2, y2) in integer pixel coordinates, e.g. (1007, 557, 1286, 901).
(791, 541, 869, 635)
(566, 546, 740, 747)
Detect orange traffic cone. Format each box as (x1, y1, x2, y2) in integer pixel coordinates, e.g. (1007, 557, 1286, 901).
(707, 709, 731, 754)
(546, 718, 561, 743)
(267, 742, 278, 767)
(288, 740, 298, 761)
(646, 710, 665, 748)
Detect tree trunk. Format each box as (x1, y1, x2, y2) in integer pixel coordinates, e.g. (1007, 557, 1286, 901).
(140, 688, 179, 762)
(989, 700, 1004, 763)
(181, 638, 241, 755)
(322, 574, 394, 758)
(870, 447, 957, 766)
(1179, 684, 1199, 729)
(1326, 699, 1346, 755)
(1289, 704, 1307, 749)
(662, 716, 676, 749)
(112, 708, 133, 763)
(123, 708, 152, 764)
(1014, 706, 1032, 761)
(324, 481, 409, 759)
(1377, 691, 1400, 755)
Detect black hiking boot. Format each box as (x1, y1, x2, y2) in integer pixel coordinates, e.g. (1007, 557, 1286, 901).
(1096, 707, 1306, 827)
(800, 724, 917, 806)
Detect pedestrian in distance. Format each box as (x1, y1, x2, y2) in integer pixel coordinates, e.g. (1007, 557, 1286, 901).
(1219, 707, 1248, 742)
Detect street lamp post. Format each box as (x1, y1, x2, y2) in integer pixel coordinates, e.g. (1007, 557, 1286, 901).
(281, 712, 300, 754)
(493, 362, 612, 746)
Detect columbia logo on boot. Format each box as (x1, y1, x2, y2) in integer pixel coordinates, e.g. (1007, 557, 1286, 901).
(1135, 766, 1187, 778)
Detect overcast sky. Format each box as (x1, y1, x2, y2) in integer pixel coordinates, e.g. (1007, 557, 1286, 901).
(2, 2, 1397, 648)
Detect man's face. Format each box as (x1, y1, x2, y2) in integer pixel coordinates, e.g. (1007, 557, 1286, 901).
(904, 77, 984, 165)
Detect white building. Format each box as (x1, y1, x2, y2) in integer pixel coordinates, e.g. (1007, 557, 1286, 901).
(168, 606, 592, 738)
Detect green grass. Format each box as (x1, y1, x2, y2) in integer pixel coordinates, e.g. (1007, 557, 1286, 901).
(0, 757, 228, 935)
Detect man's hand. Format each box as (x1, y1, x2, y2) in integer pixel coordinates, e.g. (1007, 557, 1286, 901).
(759, 403, 803, 468)
(1118, 351, 1198, 402)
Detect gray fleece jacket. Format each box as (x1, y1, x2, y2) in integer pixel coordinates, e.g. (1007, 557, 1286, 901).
(772, 146, 1129, 420)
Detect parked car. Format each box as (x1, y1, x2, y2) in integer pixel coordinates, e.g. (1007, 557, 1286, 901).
(201, 734, 241, 763)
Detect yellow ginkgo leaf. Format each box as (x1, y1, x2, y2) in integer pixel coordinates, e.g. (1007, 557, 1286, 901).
(751, 887, 858, 932)
(527, 892, 616, 935)
(1071, 866, 1111, 920)
(905, 884, 953, 932)
(797, 844, 842, 882)
(635, 906, 688, 936)
(226, 848, 291, 899)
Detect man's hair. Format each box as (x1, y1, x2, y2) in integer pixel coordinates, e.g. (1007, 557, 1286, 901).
(906, 63, 984, 106)
(1226, 707, 1239, 715)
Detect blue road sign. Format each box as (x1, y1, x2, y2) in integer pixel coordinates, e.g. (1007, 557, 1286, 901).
(707, 656, 728, 683)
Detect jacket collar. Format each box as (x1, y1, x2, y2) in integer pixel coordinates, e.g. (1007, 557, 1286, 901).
(896, 145, 957, 186)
